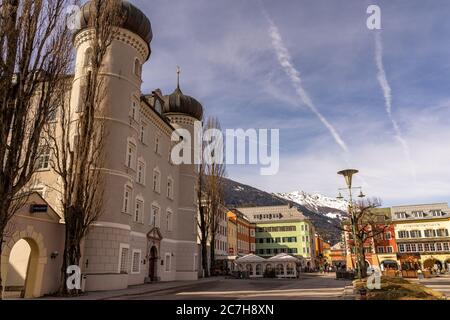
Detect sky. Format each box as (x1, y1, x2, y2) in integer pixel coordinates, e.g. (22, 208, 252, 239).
(129, 0, 450, 207)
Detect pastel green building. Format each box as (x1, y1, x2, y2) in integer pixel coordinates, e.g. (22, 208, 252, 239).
(236, 205, 316, 268)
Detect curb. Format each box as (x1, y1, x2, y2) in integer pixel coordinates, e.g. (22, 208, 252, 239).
(99, 278, 221, 300)
(341, 285, 355, 300)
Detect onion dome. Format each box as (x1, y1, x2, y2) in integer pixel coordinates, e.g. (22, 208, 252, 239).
(163, 68, 203, 121)
(78, 0, 153, 46)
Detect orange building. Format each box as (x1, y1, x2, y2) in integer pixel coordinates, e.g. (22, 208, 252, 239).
(227, 209, 256, 256)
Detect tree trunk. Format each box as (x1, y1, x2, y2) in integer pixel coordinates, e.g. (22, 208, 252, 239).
(210, 233, 215, 275)
(201, 238, 209, 278)
(0, 232, 4, 300)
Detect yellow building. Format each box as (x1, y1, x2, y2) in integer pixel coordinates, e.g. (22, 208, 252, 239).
(392, 203, 450, 272)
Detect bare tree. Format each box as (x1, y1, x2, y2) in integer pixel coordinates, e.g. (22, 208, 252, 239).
(341, 198, 389, 279)
(44, 0, 123, 295)
(204, 117, 226, 274)
(196, 117, 226, 277)
(0, 0, 72, 298)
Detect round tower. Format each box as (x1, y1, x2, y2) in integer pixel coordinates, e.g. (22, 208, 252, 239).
(163, 72, 203, 250)
(71, 0, 152, 290)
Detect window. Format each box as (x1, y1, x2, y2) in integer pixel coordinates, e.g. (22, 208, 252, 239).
(395, 212, 407, 219)
(77, 83, 87, 113)
(167, 177, 173, 199)
(417, 243, 424, 252)
(424, 229, 437, 238)
(411, 211, 424, 218)
(123, 185, 132, 214)
(130, 100, 138, 121)
(137, 160, 146, 185)
(140, 122, 147, 144)
(119, 244, 130, 273)
(430, 210, 443, 217)
(443, 243, 449, 251)
(36, 146, 51, 170)
(155, 136, 160, 154)
(134, 58, 142, 78)
(385, 246, 393, 253)
(410, 230, 422, 238)
(384, 232, 392, 240)
(398, 244, 405, 253)
(166, 210, 173, 232)
(126, 141, 136, 169)
(165, 253, 171, 272)
(131, 250, 141, 274)
(153, 169, 161, 193)
(134, 198, 143, 223)
(436, 229, 449, 237)
(436, 243, 443, 251)
(398, 230, 409, 239)
(151, 205, 160, 227)
(84, 47, 93, 68)
(377, 246, 385, 254)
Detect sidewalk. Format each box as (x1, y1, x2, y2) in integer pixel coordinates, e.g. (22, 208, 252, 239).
(40, 277, 223, 300)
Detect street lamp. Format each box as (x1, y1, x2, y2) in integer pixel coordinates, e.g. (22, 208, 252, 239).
(337, 169, 365, 280)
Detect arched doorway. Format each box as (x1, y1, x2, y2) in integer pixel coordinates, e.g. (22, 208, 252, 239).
(149, 246, 158, 281)
(423, 258, 442, 271)
(2, 237, 44, 299)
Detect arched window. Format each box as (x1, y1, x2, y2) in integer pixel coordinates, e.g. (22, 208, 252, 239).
(150, 202, 160, 227)
(153, 168, 161, 193)
(126, 139, 137, 169)
(123, 184, 133, 214)
(256, 264, 262, 275)
(137, 158, 146, 185)
(276, 264, 284, 276)
(84, 47, 94, 68)
(134, 196, 144, 223)
(167, 176, 174, 199)
(287, 263, 295, 275)
(166, 209, 173, 232)
(134, 58, 142, 77)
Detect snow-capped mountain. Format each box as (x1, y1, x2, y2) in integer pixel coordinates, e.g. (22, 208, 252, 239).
(275, 191, 349, 220)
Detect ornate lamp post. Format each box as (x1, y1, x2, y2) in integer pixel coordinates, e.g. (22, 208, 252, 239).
(337, 169, 365, 280)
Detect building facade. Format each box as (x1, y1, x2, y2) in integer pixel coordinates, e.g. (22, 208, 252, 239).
(16, 1, 202, 293)
(236, 205, 316, 268)
(392, 203, 450, 272)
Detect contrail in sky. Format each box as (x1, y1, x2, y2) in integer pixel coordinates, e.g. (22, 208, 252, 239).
(265, 15, 349, 153)
(374, 31, 416, 180)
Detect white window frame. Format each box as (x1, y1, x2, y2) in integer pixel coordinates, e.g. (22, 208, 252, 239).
(166, 209, 173, 232)
(376, 246, 385, 254)
(151, 203, 160, 228)
(134, 197, 144, 223)
(140, 121, 147, 144)
(167, 176, 174, 199)
(153, 168, 161, 193)
(384, 232, 392, 240)
(118, 243, 130, 274)
(155, 135, 161, 154)
(385, 246, 393, 253)
(126, 139, 137, 170)
(164, 253, 171, 272)
(137, 159, 146, 185)
(123, 184, 133, 214)
(131, 249, 141, 274)
(134, 58, 142, 78)
(130, 97, 139, 121)
(36, 146, 51, 170)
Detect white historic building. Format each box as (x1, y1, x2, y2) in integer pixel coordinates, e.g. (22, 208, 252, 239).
(1, 0, 203, 295)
